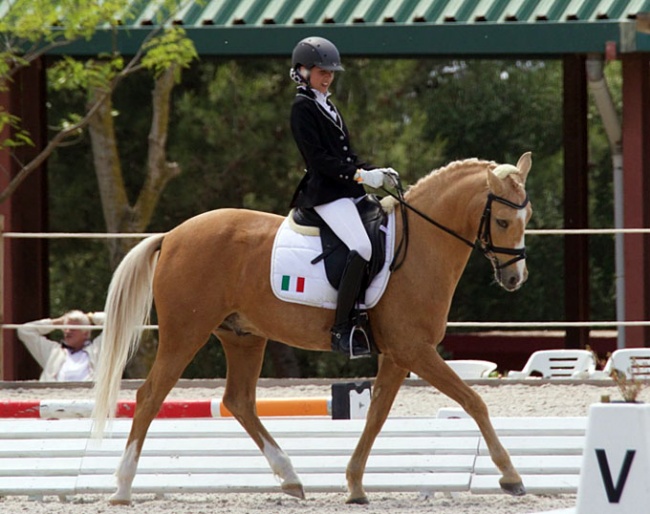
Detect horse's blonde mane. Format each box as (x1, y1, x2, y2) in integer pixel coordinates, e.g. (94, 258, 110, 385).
(410, 158, 493, 191)
(409, 157, 522, 193)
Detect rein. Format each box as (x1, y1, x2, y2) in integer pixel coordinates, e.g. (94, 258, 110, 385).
(383, 180, 529, 271)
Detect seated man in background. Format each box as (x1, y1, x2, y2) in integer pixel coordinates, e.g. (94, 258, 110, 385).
(17, 310, 105, 382)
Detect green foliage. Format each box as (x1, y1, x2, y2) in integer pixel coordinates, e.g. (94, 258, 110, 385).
(48, 55, 125, 93)
(0, 0, 198, 156)
(0, 0, 124, 43)
(47, 105, 112, 313)
(49, 239, 113, 314)
(422, 60, 563, 162)
(141, 28, 198, 80)
(0, 55, 28, 82)
(334, 59, 446, 180)
(0, 111, 33, 148)
(151, 59, 298, 225)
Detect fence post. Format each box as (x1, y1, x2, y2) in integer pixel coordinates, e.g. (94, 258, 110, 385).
(0, 214, 4, 380)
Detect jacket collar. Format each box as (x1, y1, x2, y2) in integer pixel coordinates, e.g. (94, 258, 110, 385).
(296, 86, 343, 132)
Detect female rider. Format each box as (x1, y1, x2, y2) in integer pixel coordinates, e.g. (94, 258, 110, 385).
(288, 36, 398, 359)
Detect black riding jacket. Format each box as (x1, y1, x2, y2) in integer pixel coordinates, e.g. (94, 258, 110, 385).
(289, 86, 372, 208)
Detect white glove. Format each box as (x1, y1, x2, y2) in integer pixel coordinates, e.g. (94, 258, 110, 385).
(354, 168, 385, 188)
(379, 167, 400, 188)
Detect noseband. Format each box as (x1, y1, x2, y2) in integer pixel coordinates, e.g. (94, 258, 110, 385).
(384, 182, 529, 271)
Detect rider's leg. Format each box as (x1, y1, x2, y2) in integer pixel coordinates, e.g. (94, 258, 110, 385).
(330, 250, 373, 358)
(315, 198, 373, 358)
(314, 197, 372, 262)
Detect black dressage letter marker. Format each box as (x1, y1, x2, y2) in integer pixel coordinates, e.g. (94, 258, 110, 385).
(595, 448, 636, 503)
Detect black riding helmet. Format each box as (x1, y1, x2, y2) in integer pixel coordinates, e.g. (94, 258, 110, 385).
(291, 37, 345, 73)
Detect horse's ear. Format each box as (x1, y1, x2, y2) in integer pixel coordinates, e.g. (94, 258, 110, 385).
(487, 166, 507, 195)
(516, 152, 532, 184)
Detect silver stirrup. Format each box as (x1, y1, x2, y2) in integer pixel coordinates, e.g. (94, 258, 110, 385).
(349, 325, 371, 360)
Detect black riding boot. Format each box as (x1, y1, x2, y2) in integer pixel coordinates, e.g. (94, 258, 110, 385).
(331, 251, 374, 359)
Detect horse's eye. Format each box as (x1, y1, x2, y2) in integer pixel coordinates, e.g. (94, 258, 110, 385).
(496, 219, 508, 229)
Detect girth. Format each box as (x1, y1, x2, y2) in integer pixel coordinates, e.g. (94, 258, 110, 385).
(291, 195, 388, 291)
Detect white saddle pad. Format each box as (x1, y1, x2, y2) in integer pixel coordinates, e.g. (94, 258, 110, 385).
(270, 211, 395, 309)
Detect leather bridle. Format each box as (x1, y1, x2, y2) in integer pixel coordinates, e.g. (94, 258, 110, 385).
(383, 180, 529, 272)
(477, 192, 529, 270)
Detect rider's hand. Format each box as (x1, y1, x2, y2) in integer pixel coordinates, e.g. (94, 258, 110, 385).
(354, 169, 385, 189)
(88, 312, 106, 326)
(379, 167, 400, 188)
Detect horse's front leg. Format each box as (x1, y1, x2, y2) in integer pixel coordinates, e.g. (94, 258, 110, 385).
(410, 348, 525, 496)
(346, 355, 408, 504)
(218, 331, 304, 499)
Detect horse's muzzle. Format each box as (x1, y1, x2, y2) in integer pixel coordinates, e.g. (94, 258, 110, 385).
(497, 264, 528, 292)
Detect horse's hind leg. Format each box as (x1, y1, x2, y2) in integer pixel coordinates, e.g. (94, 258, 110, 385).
(110, 326, 209, 505)
(218, 331, 304, 499)
(410, 348, 525, 496)
(346, 355, 408, 504)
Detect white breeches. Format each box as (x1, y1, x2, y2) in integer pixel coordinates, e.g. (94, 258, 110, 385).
(314, 197, 372, 262)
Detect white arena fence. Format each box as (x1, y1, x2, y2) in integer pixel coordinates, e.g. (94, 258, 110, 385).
(2, 228, 650, 332)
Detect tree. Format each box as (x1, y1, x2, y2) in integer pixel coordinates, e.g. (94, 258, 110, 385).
(1, 0, 197, 266)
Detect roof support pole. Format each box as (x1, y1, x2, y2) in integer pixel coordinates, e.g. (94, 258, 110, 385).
(621, 53, 650, 347)
(0, 59, 49, 379)
(586, 54, 624, 349)
(563, 54, 590, 349)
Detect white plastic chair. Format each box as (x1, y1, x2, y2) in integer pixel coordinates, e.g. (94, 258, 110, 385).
(599, 348, 650, 379)
(445, 360, 498, 379)
(505, 349, 596, 379)
(409, 359, 497, 380)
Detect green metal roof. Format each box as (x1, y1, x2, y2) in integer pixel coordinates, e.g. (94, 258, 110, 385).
(45, 0, 650, 56)
(137, 0, 649, 26)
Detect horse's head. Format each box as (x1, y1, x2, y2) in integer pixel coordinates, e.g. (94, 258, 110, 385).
(480, 152, 533, 292)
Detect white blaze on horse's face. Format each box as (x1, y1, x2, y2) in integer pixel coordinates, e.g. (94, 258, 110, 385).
(514, 208, 528, 279)
(504, 205, 530, 290)
(487, 153, 533, 292)
(490, 201, 530, 291)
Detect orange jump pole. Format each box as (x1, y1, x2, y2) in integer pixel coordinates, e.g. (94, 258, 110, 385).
(217, 397, 330, 417)
(0, 382, 372, 420)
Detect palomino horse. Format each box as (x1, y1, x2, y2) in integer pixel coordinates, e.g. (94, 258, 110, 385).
(93, 152, 533, 505)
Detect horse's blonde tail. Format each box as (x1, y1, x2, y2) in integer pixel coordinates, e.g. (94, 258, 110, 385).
(92, 234, 165, 438)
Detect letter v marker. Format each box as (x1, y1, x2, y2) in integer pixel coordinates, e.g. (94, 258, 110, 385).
(595, 448, 636, 503)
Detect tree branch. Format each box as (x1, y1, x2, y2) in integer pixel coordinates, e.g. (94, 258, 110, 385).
(0, 5, 181, 205)
(0, 52, 148, 205)
(132, 64, 181, 229)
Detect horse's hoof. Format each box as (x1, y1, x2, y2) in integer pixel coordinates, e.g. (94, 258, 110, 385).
(346, 495, 370, 505)
(281, 482, 305, 499)
(500, 480, 526, 496)
(108, 498, 132, 506)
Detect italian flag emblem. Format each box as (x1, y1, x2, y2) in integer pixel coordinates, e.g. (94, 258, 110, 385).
(281, 275, 305, 293)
